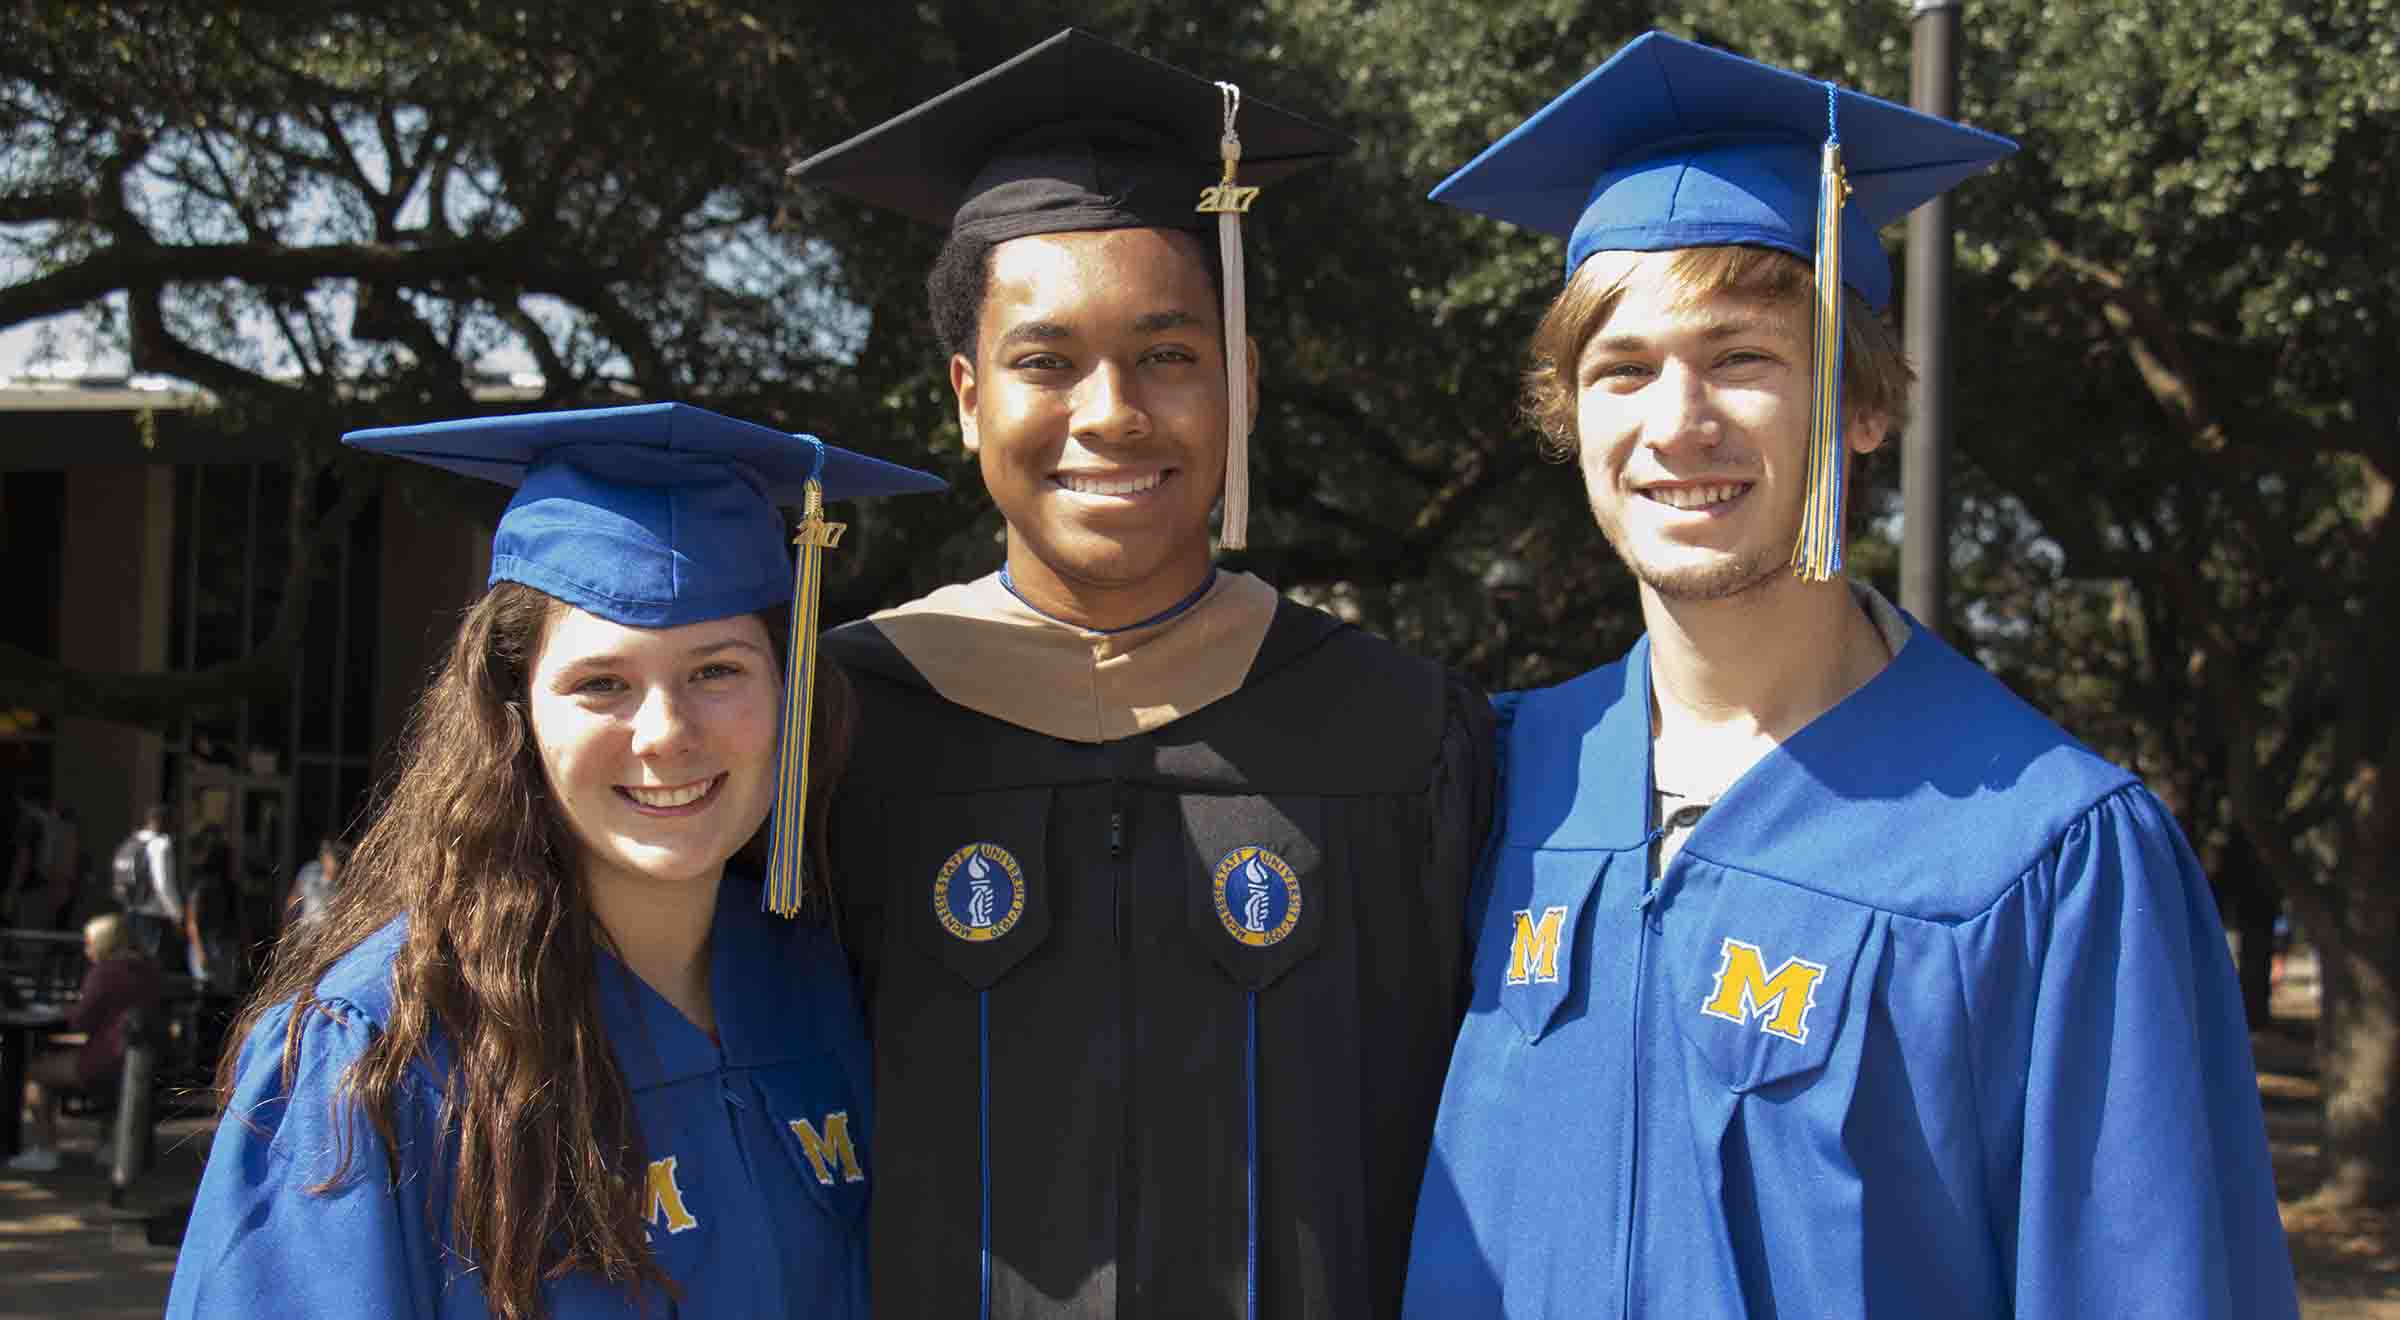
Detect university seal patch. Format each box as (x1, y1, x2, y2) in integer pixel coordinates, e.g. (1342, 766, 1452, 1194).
(1212, 846, 1302, 948)
(934, 842, 1025, 942)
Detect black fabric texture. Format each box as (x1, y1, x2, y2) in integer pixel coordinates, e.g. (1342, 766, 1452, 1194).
(824, 600, 1495, 1318)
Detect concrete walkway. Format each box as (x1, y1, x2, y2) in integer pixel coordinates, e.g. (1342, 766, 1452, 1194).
(0, 1111, 212, 1319)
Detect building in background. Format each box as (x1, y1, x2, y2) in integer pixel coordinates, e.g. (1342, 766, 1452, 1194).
(2, 378, 501, 952)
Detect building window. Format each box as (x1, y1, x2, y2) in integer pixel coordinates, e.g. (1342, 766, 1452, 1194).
(165, 462, 379, 970)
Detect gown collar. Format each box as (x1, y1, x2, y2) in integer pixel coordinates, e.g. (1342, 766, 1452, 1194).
(593, 873, 806, 1090)
(861, 570, 1280, 743)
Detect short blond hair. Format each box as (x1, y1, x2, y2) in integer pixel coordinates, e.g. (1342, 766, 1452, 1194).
(1522, 245, 1913, 459)
(84, 912, 131, 961)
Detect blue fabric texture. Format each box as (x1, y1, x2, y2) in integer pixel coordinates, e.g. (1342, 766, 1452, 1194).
(1402, 615, 2298, 1319)
(342, 402, 944, 629)
(165, 874, 872, 1318)
(1427, 30, 2017, 309)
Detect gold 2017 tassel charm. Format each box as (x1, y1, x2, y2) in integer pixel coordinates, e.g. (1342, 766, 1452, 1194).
(765, 477, 845, 917)
(1198, 80, 1257, 550)
(1792, 86, 1851, 583)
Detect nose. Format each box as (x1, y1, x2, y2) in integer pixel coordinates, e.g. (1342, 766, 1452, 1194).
(628, 684, 694, 759)
(1069, 359, 1148, 446)
(1646, 359, 1722, 451)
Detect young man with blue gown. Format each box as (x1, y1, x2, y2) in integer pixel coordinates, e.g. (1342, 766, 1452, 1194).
(1401, 31, 2299, 1320)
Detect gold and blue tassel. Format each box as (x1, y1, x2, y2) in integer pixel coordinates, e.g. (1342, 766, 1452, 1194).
(765, 463, 845, 917)
(1793, 82, 1852, 582)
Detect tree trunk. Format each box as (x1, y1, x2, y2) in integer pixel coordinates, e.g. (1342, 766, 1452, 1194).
(2311, 908, 2400, 1207)
(2207, 828, 2280, 1031)
(2233, 884, 2277, 1030)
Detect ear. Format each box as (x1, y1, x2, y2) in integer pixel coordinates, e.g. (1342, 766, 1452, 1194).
(1243, 336, 1261, 433)
(950, 353, 980, 455)
(1845, 408, 1891, 457)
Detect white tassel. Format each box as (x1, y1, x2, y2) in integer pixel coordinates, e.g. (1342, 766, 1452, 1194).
(1218, 206, 1249, 549)
(1202, 80, 1253, 551)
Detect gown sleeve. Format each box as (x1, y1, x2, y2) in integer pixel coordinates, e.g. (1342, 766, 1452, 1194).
(1436, 675, 1502, 1013)
(1460, 689, 1519, 944)
(166, 999, 458, 1319)
(2002, 785, 2298, 1318)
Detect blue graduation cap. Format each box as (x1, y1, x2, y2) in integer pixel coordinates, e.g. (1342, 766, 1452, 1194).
(1431, 30, 2016, 579)
(342, 401, 945, 915)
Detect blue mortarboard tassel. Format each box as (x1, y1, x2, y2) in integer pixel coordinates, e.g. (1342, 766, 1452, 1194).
(765, 465, 846, 918)
(1794, 82, 1852, 582)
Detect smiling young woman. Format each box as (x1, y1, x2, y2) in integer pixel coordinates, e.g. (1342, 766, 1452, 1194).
(166, 405, 938, 1320)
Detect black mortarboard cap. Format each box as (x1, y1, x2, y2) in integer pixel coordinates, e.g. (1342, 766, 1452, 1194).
(789, 28, 1350, 245)
(789, 28, 1353, 548)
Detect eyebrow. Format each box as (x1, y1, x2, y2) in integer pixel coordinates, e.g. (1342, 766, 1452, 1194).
(994, 319, 1072, 352)
(993, 309, 1209, 353)
(1588, 315, 1791, 355)
(1134, 309, 1206, 334)
(548, 636, 770, 677)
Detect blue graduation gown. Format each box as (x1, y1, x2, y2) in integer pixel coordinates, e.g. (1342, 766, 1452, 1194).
(1403, 617, 2297, 1319)
(168, 876, 871, 1317)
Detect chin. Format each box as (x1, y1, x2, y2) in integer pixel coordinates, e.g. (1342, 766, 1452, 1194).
(1628, 548, 1786, 602)
(1041, 536, 1185, 590)
(596, 840, 741, 891)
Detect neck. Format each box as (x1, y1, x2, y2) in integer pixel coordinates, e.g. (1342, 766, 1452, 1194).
(583, 864, 720, 1034)
(1001, 536, 1215, 632)
(1642, 575, 1889, 745)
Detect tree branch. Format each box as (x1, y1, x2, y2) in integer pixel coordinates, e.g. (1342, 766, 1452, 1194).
(2045, 242, 2227, 453)
(535, 273, 671, 392)
(1280, 383, 1446, 486)
(0, 187, 99, 224)
(497, 298, 576, 402)
(126, 284, 290, 400)
(2, 233, 543, 326)
(1411, 440, 1537, 542)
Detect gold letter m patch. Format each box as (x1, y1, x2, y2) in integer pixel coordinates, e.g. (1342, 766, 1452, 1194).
(790, 1111, 866, 1186)
(1699, 937, 1828, 1044)
(644, 1155, 699, 1236)
(1506, 906, 1568, 985)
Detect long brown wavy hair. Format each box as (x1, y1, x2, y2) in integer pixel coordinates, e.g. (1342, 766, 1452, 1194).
(218, 581, 854, 1320)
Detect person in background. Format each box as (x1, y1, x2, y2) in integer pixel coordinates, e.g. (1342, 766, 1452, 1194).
(113, 806, 181, 963)
(37, 802, 86, 930)
(6, 790, 56, 926)
(284, 835, 346, 931)
(1400, 31, 2297, 1319)
(7, 796, 84, 930)
(5, 912, 164, 1173)
(166, 404, 940, 1319)
(180, 822, 232, 987)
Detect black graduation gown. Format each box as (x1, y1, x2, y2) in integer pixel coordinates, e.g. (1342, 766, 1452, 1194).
(825, 573, 1493, 1318)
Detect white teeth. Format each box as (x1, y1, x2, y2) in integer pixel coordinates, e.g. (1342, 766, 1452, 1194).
(1059, 471, 1164, 497)
(1646, 483, 1745, 510)
(624, 779, 713, 808)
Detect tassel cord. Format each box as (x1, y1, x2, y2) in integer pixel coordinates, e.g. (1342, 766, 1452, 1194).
(1793, 84, 1850, 582)
(1207, 79, 1252, 551)
(766, 477, 842, 916)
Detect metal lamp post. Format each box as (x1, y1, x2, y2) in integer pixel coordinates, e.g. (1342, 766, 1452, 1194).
(1902, 0, 1962, 635)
